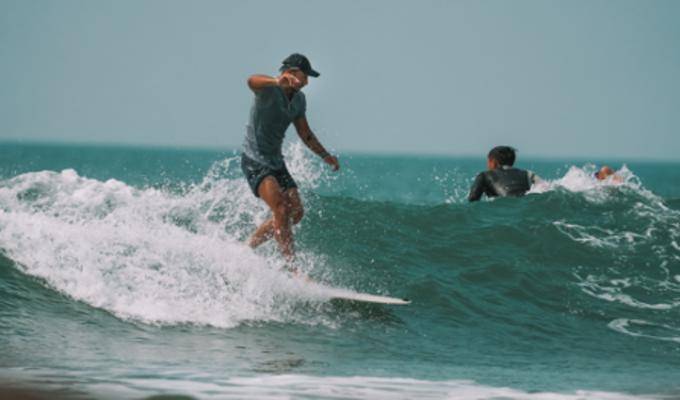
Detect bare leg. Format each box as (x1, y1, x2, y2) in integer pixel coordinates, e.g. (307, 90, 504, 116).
(249, 187, 304, 249)
(286, 188, 304, 225)
(253, 177, 294, 260)
(248, 218, 274, 248)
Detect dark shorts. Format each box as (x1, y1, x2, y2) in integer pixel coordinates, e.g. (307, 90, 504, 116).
(241, 154, 298, 197)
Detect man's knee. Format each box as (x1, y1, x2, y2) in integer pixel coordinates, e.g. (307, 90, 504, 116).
(291, 206, 304, 224)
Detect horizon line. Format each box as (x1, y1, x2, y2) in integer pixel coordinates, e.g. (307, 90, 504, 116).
(1, 138, 678, 164)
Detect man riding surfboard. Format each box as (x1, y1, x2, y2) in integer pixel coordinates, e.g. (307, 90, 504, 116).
(241, 53, 339, 262)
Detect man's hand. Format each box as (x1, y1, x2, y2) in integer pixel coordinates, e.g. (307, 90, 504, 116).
(277, 74, 301, 90)
(323, 155, 340, 171)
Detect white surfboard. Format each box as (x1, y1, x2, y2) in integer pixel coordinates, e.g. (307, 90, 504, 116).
(289, 274, 411, 305)
(324, 286, 411, 305)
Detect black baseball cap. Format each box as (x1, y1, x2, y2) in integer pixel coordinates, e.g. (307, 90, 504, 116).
(279, 53, 320, 77)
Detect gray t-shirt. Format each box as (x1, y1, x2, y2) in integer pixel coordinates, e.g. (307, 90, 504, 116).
(242, 85, 306, 169)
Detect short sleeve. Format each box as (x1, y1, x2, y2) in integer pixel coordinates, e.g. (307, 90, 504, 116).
(295, 92, 307, 120)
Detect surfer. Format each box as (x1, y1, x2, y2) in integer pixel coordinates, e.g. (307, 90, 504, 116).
(241, 53, 339, 262)
(468, 146, 540, 202)
(594, 165, 623, 182)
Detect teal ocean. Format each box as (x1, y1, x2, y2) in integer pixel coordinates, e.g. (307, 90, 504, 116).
(1, 142, 679, 399)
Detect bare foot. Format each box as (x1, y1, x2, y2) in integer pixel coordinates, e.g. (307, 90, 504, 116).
(285, 265, 312, 282)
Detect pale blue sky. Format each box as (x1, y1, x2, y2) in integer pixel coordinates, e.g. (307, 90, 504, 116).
(1, 0, 679, 159)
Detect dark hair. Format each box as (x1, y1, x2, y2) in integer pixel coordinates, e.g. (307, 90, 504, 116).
(488, 146, 516, 166)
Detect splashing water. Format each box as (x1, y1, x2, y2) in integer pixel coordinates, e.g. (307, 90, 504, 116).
(0, 143, 346, 328)
(2, 145, 680, 399)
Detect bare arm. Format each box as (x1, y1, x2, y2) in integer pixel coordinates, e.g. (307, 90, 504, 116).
(293, 116, 339, 171)
(247, 74, 300, 92)
(247, 75, 277, 92)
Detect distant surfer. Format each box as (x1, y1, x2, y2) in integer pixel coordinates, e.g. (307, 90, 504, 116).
(594, 165, 623, 183)
(468, 146, 540, 202)
(241, 53, 339, 262)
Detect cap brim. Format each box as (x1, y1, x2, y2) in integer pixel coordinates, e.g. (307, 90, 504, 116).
(307, 69, 320, 78)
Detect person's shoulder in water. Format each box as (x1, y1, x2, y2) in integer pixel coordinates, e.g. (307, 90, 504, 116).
(594, 165, 623, 183)
(468, 146, 540, 202)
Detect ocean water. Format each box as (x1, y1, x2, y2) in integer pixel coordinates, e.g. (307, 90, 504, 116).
(0, 142, 679, 399)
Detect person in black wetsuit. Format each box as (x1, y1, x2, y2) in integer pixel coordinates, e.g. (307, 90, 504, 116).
(468, 146, 539, 202)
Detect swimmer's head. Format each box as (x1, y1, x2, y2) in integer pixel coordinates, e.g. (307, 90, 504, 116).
(595, 165, 615, 180)
(487, 146, 516, 169)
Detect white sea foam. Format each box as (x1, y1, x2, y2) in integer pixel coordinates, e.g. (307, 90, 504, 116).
(212, 375, 660, 400)
(553, 221, 652, 249)
(608, 319, 680, 344)
(529, 164, 634, 200)
(0, 368, 662, 400)
(538, 165, 677, 257)
(546, 165, 680, 319)
(577, 276, 680, 311)
(0, 143, 352, 328)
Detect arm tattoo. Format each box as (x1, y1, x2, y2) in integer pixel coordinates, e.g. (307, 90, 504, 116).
(301, 129, 328, 158)
(303, 131, 317, 143)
